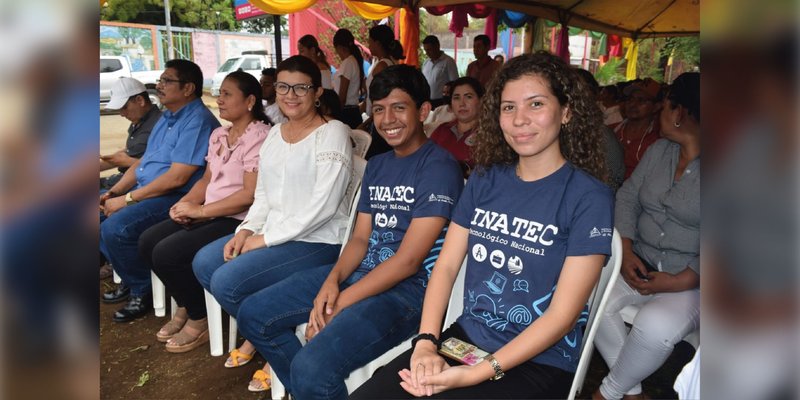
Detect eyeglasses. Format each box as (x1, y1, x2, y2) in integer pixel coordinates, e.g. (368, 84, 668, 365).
(156, 77, 185, 85)
(274, 82, 315, 96)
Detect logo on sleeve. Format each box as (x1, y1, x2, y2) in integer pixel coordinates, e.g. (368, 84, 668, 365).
(428, 193, 454, 204)
(590, 227, 613, 238)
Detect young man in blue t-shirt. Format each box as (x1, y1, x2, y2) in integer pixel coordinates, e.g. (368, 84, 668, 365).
(236, 65, 464, 398)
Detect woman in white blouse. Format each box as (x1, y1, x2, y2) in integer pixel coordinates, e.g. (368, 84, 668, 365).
(332, 28, 365, 129)
(193, 55, 353, 392)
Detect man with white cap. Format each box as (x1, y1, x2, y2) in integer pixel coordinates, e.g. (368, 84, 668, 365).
(100, 77, 161, 190)
(100, 59, 220, 322)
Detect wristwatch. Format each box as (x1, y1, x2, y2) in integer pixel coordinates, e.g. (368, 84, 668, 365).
(484, 354, 504, 381)
(125, 191, 139, 205)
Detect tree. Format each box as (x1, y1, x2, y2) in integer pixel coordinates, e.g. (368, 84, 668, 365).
(240, 15, 288, 34)
(101, 0, 238, 31)
(661, 37, 700, 68)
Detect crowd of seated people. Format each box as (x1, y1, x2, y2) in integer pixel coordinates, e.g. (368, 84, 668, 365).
(100, 39, 699, 399)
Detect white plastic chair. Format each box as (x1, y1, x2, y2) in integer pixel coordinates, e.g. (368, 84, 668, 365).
(567, 229, 623, 399)
(270, 256, 469, 399)
(151, 272, 177, 318)
(349, 129, 372, 159)
(206, 156, 368, 357)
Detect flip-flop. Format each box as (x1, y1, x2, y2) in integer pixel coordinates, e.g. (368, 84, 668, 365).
(248, 369, 271, 392)
(224, 348, 255, 368)
(165, 329, 209, 353)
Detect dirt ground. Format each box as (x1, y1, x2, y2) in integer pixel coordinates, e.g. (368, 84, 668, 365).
(99, 94, 694, 399)
(99, 275, 693, 400)
(99, 280, 272, 399)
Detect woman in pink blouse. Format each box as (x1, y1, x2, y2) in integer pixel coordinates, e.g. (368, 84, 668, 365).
(138, 71, 270, 353)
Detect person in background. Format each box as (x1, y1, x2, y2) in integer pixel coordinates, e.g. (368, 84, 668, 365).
(260, 67, 285, 124)
(137, 71, 270, 354)
(466, 35, 500, 89)
(100, 77, 161, 191)
(423, 81, 456, 137)
(429, 76, 483, 177)
(352, 50, 613, 399)
(599, 85, 623, 125)
(332, 28, 365, 129)
(592, 72, 700, 400)
(363, 24, 404, 116)
(318, 88, 342, 120)
(100, 59, 220, 323)
(494, 54, 505, 64)
(297, 34, 333, 90)
(574, 68, 626, 190)
(611, 78, 663, 179)
(422, 35, 459, 109)
(192, 55, 353, 392)
(236, 64, 463, 400)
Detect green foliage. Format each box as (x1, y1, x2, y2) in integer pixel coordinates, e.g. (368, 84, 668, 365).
(101, 0, 238, 31)
(661, 36, 700, 67)
(594, 57, 626, 85)
(635, 38, 666, 82)
(240, 16, 288, 34)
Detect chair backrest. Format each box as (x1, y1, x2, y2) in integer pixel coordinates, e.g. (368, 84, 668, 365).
(567, 229, 623, 399)
(350, 129, 372, 159)
(339, 155, 367, 247)
(442, 257, 468, 329)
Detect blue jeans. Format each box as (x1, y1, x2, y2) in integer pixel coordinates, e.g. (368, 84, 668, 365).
(237, 264, 425, 400)
(192, 234, 340, 317)
(99, 194, 181, 297)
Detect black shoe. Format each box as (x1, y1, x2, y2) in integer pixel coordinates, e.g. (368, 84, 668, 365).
(112, 295, 152, 323)
(102, 284, 130, 304)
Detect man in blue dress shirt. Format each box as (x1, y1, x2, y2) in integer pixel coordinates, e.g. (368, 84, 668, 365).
(100, 59, 220, 322)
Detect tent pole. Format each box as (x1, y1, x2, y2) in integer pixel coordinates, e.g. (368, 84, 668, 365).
(273, 15, 282, 64)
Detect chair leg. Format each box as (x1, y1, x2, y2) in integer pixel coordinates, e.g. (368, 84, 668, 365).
(228, 316, 238, 352)
(170, 297, 178, 319)
(205, 289, 224, 356)
(270, 364, 285, 400)
(151, 271, 166, 317)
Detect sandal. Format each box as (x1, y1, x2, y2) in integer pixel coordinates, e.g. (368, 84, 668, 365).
(248, 369, 271, 392)
(165, 319, 209, 353)
(224, 348, 255, 368)
(156, 314, 188, 342)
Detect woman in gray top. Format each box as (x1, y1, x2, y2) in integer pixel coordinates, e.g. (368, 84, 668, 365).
(592, 72, 701, 400)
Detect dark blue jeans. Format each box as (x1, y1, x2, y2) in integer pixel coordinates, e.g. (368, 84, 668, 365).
(99, 194, 181, 297)
(237, 264, 425, 400)
(192, 234, 340, 318)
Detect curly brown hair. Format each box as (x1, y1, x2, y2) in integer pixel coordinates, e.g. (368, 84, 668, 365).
(471, 51, 607, 182)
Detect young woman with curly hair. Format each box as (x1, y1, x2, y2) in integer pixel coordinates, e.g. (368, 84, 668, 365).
(352, 51, 614, 398)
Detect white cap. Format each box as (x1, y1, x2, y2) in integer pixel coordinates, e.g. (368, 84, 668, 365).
(105, 77, 147, 110)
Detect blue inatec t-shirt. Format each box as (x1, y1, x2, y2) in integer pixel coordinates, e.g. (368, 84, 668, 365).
(356, 140, 464, 287)
(136, 98, 220, 192)
(452, 162, 614, 372)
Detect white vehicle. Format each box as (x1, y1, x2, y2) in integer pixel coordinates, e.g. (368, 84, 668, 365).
(100, 55, 162, 107)
(210, 51, 271, 96)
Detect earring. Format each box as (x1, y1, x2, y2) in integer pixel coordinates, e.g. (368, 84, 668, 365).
(314, 99, 321, 108)
(674, 121, 681, 128)
(248, 106, 252, 112)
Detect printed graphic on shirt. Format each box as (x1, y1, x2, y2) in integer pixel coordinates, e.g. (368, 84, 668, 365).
(467, 289, 507, 331)
(354, 141, 464, 287)
(451, 164, 613, 372)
